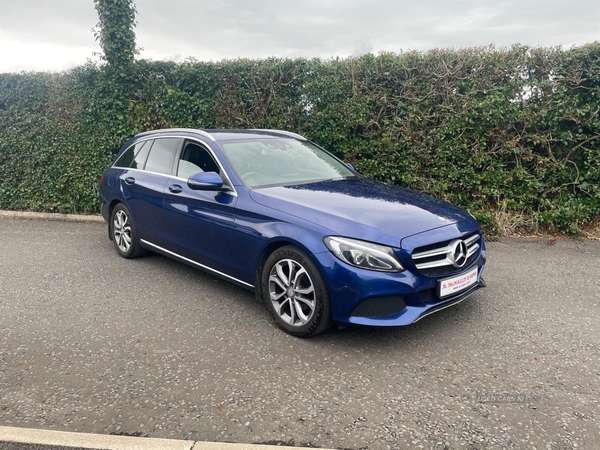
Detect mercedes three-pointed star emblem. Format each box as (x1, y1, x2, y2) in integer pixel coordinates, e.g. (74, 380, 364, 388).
(450, 239, 468, 268)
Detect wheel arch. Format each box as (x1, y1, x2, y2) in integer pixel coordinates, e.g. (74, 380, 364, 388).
(107, 198, 124, 240)
(253, 237, 326, 302)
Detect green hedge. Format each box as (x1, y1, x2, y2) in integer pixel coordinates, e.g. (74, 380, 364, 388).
(1, 44, 599, 235)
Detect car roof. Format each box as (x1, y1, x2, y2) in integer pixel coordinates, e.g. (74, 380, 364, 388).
(133, 128, 306, 142)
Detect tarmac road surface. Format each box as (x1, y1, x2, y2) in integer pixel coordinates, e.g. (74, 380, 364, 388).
(0, 218, 599, 449)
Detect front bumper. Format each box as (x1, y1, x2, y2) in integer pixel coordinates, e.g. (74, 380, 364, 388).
(313, 243, 487, 327)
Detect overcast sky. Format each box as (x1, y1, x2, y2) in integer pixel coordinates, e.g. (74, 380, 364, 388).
(1, 0, 599, 73)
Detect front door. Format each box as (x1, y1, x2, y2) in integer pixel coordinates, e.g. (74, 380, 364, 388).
(163, 140, 238, 276)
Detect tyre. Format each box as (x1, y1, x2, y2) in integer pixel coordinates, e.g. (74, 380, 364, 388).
(262, 245, 332, 337)
(110, 203, 147, 259)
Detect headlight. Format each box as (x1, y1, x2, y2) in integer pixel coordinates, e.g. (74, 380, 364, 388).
(324, 236, 404, 272)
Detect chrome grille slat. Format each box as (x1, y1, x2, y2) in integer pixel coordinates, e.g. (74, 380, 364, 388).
(412, 246, 452, 260)
(415, 257, 453, 270)
(466, 243, 479, 257)
(411, 232, 481, 276)
(464, 234, 479, 246)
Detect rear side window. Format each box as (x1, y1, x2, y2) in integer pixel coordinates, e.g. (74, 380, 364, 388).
(113, 140, 152, 169)
(144, 138, 181, 175)
(130, 140, 152, 169)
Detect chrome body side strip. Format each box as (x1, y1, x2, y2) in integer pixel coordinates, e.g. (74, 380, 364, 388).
(140, 239, 254, 289)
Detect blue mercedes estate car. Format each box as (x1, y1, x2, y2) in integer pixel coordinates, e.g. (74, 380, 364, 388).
(99, 128, 486, 337)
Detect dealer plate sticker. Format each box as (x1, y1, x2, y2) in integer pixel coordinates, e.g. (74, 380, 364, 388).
(438, 266, 478, 299)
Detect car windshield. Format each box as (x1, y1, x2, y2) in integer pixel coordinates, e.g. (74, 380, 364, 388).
(219, 138, 355, 188)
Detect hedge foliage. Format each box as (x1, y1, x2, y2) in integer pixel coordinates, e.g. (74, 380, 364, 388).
(1, 44, 599, 235)
(93, 0, 138, 72)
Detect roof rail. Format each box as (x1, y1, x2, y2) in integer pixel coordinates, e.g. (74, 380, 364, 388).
(135, 128, 216, 142)
(250, 129, 306, 140)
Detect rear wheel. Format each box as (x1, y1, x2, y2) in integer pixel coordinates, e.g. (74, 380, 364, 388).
(110, 203, 147, 259)
(262, 246, 332, 337)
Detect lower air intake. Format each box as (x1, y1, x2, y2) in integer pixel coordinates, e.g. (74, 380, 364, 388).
(352, 296, 407, 318)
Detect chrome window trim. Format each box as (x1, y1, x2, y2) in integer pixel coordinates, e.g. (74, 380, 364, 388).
(111, 134, 238, 197)
(140, 239, 254, 288)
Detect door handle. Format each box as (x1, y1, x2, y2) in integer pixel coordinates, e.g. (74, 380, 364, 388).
(169, 184, 183, 194)
(124, 177, 135, 185)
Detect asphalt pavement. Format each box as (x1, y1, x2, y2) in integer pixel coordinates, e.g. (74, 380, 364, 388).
(0, 217, 599, 449)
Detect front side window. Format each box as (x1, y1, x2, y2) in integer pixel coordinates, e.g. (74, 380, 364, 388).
(176, 142, 220, 179)
(144, 138, 181, 175)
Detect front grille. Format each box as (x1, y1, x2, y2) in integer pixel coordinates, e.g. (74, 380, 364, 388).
(419, 253, 478, 277)
(412, 232, 480, 277)
(352, 296, 406, 318)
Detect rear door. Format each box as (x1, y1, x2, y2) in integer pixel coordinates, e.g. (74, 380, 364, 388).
(118, 137, 182, 246)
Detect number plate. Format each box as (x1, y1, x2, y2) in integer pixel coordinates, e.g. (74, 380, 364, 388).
(438, 267, 478, 299)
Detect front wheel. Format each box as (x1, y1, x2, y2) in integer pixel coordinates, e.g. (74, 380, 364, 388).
(110, 203, 147, 259)
(262, 246, 332, 337)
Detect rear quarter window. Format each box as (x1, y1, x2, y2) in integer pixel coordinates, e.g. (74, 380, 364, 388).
(113, 140, 152, 169)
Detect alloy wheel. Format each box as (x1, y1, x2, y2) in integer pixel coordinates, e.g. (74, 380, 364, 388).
(113, 209, 132, 253)
(268, 259, 316, 326)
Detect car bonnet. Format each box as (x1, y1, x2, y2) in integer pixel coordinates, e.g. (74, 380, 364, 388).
(249, 177, 476, 247)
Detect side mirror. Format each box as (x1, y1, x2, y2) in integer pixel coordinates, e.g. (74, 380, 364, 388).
(346, 162, 356, 171)
(187, 172, 224, 191)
